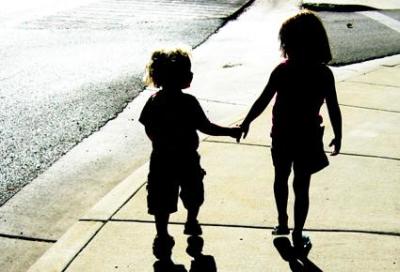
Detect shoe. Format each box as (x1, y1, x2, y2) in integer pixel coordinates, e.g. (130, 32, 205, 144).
(152, 235, 175, 260)
(186, 235, 204, 258)
(272, 225, 290, 235)
(153, 260, 187, 272)
(184, 220, 202, 235)
(292, 232, 312, 257)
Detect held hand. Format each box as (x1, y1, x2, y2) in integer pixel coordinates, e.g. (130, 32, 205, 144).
(329, 138, 341, 156)
(230, 127, 242, 143)
(240, 122, 250, 139)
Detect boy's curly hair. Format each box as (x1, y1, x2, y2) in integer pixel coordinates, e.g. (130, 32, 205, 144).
(144, 45, 192, 88)
(279, 10, 332, 64)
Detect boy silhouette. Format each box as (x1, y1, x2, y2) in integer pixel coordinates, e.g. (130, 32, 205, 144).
(140, 46, 240, 254)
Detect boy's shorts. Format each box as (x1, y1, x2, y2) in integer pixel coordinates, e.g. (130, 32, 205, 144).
(271, 127, 329, 174)
(146, 151, 206, 215)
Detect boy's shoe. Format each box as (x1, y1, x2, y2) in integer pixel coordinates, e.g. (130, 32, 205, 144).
(186, 235, 204, 258)
(184, 220, 202, 236)
(272, 225, 290, 235)
(153, 260, 187, 272)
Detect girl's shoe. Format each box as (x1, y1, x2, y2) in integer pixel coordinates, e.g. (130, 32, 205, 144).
(292, 233, 312, 256)
(272, 225, 290, 235)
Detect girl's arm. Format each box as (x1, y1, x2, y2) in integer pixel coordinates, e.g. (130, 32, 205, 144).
(325, 69, 342, 155)
(241, 75, 277, 139)
(144, 126, 155, 141)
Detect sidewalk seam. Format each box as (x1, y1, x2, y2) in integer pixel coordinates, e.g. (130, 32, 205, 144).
(340, 103, 400, 113)
(107, 182, 147, 221)
(204, 139, 270, 148)
(198, 97, 248, 106)
(88, 219, 400, 238)
(346, 80, 400, 89)
(204, 140, 400, 161)
(61, 222, 106, 272)
(0, 233, 56, 243)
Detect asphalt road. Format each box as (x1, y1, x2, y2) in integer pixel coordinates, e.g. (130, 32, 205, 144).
(319, 10, 400, 65)
(0, 0, 254, 206)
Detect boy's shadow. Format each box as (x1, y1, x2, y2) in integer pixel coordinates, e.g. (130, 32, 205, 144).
(152, 235, 217, 272)
(273, 237, 323, 272)
(186, 235, 217, 272)
(152, 236, 187, 272)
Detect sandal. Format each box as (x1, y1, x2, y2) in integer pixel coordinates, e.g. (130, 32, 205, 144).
(292, 233, 312, 256)
(272, 225, 290, 235)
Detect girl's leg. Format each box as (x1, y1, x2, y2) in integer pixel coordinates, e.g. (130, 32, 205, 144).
(292, 171, 311, 237)
(274, 167, 291, 230)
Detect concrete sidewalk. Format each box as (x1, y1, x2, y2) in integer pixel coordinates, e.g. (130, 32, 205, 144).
(28, 0, 400, 271)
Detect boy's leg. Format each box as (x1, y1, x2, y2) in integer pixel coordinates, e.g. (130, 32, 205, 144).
(273, 166, 291, 234)
(153, 212, 176, 261)
(184, 205, 202, 236)
(155, 212, 170, 237)
(186, 206, 200, 224)
(181, 156, 205, 236)
(292, 171, 311, 241)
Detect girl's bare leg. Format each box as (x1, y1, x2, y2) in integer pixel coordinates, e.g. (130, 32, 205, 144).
(292, 171, 311, 238)
(274, 167, 291, 229)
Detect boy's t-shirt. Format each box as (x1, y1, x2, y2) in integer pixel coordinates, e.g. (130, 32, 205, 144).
(139, 90, 210, 154)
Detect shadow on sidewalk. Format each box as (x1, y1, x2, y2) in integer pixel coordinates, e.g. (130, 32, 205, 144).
(186, 235, 217, 272)
(152, 235, 217, 272)
(273, 237, 323, 272)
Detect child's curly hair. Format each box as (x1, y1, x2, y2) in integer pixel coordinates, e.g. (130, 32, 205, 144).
(279, 10, 332, 64)
(144, 45, 192, 88)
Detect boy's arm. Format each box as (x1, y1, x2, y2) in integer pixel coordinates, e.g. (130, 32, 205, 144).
(139, 97, 155, 141)
(325, 69, 342, 155)
(199, 122, 240, 139)
(193, 98, 241, 140)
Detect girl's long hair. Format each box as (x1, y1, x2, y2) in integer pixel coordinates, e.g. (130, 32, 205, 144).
(279, 10, 332, 64)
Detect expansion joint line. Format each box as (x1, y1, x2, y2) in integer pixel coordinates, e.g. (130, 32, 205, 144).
(62, 222, 107, 272)
(204, 139, 269, 148)
(339, 103, 400, 114)
(108, 219, 400, 238)
(204, 139, 400, 161)
(0, 233, 56, 243)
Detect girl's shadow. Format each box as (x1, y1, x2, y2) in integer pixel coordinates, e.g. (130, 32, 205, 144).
(273, 237, 323, 272)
